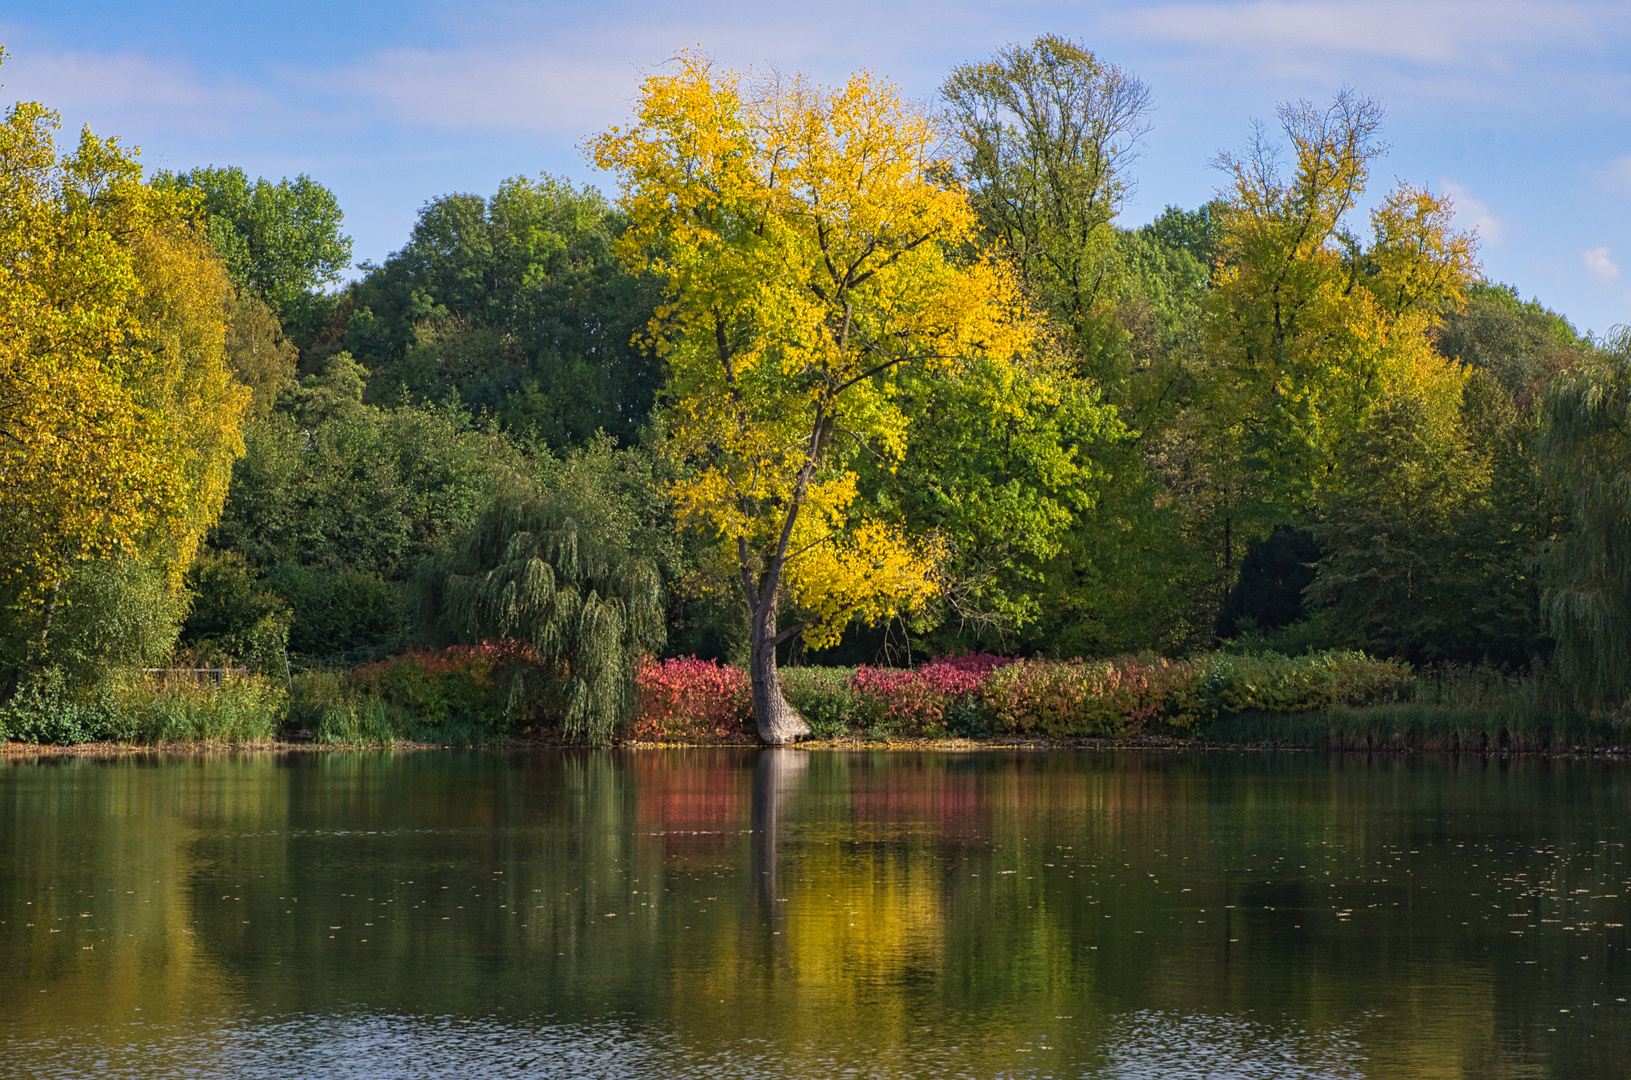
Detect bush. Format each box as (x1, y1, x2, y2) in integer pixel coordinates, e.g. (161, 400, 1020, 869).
(630, 657, 752, 741)
(779, 666, 856, 739)
(348, 642, 550, 737)
(849, 666, 946, 736)
(979, 656, 1196, 738)
(179, 551, 292, 679)
(981, 660, 1099, 738)
(0, 668, 281, 746)
(35, 556, 190, 683)
(270, 563, 405, 662)
(850, 654, 1013, 738)
(614, 649, 1410, 744)
(1177, 650, 1410, 726)
(0, 668, 125, 744)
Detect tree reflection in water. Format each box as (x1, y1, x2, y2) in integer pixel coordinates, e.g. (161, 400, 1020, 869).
(751, 748, 808, 919)
(0, 749, 1627, 1078)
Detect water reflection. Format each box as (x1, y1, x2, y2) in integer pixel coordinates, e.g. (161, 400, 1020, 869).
(1104, 1011, 1366, 1079)
(0, 750, 1628, 1078)
(751, 748, 807, 916)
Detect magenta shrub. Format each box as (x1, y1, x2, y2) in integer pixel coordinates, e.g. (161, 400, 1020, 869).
(849, 653, 1013, 736)
(978, 657, 1197, 737)
(613, 649, 1409, 742)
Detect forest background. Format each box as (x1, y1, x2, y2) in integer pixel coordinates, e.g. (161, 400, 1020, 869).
(3, 39, 1629, 746)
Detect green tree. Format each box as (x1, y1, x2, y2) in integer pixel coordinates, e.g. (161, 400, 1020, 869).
(419, 441, 671, 743)
(1203, 90, 1477, 555)
(224, 291, 299, 420)
(592, 57, 1048, 743)
(1302, 390, 1489, 660)
(1420, 283, 1580, 665)
(942, 35, 1151, 369)
(858, 354, 1122, 649)
(1116, 203, 1223, 355)
(1435, 281, 1582, 390)
(206, 353, 531, 660)
(1215, 287, 1579, 665)
(1, 76, 247, 678)
(1009, 204, 1221, 658)
(344, 175, 661, 449)
(1538, 334, 1631, 706)
(152, 165, 352, 316)
(177, 551, 292, 677)
(22, 555, 191, 683)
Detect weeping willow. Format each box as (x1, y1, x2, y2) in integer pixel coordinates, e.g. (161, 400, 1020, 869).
(423, 494, 664, 743)
(1539, 335, 1631, 708)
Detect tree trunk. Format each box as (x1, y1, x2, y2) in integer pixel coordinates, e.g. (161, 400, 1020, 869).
(749, 592, 811, 745)
(30, 579, 63, 671)
(750, 747, 809, 914)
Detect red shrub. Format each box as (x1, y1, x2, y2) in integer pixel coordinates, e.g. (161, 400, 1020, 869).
(850, 654, 1013, 735)
(631, 657, 753, 741)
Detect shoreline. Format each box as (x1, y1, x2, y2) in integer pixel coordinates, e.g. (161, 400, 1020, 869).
(5, 732, 1628, 760)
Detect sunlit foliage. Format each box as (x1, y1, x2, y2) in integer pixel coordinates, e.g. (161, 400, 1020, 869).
(592, 54, 1042, 741)
(1205, 91, 1478, 528)
(942, 35, 1151, 362)
(0, 73, 247, 670)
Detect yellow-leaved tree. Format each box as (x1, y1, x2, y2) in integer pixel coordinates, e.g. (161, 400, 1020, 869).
(0, 63, 247, 669)
(1203, 90, 1478, 563)
(592, 56, 1036, 743)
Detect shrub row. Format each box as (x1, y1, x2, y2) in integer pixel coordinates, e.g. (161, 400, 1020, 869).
(346, 641, 553, 735)
(0, 667, 281, 746)
(630, 650, 1412, 741)
(0, 647, 1416, 747)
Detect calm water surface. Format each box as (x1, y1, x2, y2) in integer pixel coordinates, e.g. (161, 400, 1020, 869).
(1, 749, 1628, 1078)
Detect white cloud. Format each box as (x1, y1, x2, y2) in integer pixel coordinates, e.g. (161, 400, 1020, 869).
(1110, 0, 1606, 64)
(297, 11, 984, 139)
(1441, 180, 1502, 246)
(310, 45, 639, 134)
(1599, 154, 1631, 190)
(2, 50, 270, 135)
(1584, 246, 1620, 283)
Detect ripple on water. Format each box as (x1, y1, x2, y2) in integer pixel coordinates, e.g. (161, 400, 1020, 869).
(5, 1009, 1373, 1080)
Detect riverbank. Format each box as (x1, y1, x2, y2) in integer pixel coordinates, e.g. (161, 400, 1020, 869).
(7, 724, 1628, 758)
(6, 648, 1624, 757)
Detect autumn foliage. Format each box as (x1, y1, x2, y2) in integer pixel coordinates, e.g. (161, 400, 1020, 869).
(629, 657, 754, 742)
(592, 54, 1041, 742)
(619, 650, 1408, 742)
(1, 65, 247, 656)
(350, 642, 553, 732)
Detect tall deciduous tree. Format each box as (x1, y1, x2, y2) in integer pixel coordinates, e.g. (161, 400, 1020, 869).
(1204, 90, 1477, 560)
(344, 176, 661, 449)
(1539, 335, 1631, 707)
(861, 353, 1122, 646)
(592, 57, 1037, 743)
(152, 165, 351, 316)
(0, 80, 247, 665)
(942, 36, 1151, 361)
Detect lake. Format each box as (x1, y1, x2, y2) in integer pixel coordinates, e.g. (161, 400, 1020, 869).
(1, 748, 1627, 1078)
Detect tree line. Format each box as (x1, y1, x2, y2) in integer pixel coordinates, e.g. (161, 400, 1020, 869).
(2, 39, 1627, 742)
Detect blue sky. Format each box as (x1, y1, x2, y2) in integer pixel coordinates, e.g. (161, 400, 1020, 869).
(3, 0, 1628, 335)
